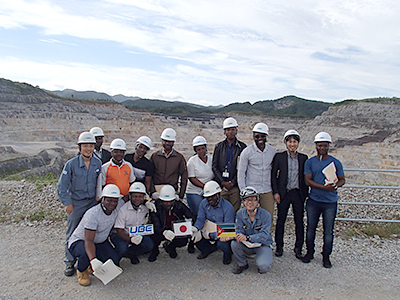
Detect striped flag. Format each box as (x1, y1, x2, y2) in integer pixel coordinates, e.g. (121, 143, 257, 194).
(216, 223, 236, 237)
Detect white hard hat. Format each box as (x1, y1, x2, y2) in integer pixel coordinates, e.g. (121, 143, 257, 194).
(160, 128, 176, 142)
(284, 129, 300, 142)
(129, 182, 147, 195)
(158, 185, 177, 201)
(110, 138, 127, 151)
(90, 127, 104, 137)
(203, 181, 222, 198)
(78, 132, 96, 144)
(240, 186, 259, 201)
(314, 132, 332, 143)
(252, 122, 269, 135)
(101, 184, 122, 198)
(223, 117, 238, 129)
(192, 136, 207, 147)
(136, 136, 152, 149)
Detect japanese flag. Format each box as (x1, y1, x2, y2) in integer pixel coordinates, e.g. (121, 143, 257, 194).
(173, 221, 192, 236)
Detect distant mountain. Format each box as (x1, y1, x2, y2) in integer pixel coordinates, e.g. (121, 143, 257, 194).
(49, 89, 115, 101)
(112, 94, 141, 102)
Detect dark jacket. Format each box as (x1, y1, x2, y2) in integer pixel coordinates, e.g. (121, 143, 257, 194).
(271, 151, 308, 201)
(150, 200, 196, 237)
(212, 138, 246, 186)
(94, 148, 112, 164)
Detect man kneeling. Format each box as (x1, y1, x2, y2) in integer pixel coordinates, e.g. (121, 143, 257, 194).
(68, 184, 121, 286)
(231, 187, 273, 274)
(111, 182, 155, 264)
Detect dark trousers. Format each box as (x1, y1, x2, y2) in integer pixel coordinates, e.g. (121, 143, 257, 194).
(150, 234, 190, 255)
(69, 239, 120, 272)
(195, 238, 232, 261)
(275, 190, 305, 250)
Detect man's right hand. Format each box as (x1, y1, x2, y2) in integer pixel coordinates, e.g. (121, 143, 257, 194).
(273, 194, 281, 204)
(221, 181, 234, 191)
(64, 204, 73, 215)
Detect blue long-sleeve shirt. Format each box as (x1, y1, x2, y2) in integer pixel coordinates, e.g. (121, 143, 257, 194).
(57, 155, 102, 206)
(194, 197, 235, 231)
(235, 207, 273, 246)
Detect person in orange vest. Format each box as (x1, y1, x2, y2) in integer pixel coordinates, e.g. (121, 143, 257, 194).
(99, 138, 136, 203)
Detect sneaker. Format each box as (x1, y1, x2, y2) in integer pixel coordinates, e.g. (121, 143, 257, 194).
(64, 264, 75, 277)
(169, 248, 178, 259)
(77, 269, 90, 286)
(232, 264, 249, 274)
(301, 252, 314, 263)
(275, 248, 283, 257)
(323, 255, 332, 268)
(294, 248, 303, 260)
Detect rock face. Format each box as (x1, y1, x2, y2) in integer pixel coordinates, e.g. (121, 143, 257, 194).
(0, 79, 399, 185)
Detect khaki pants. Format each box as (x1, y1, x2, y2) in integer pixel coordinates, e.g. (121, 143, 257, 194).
(221, 187, 241, 213)
(259, 192, 275, 222)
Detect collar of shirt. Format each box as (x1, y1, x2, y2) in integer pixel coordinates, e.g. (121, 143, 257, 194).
(243, 207, 260, 223)
(110, 159, 129, 168)
(161, 148, 175, 158)
(253, 142, 272, 153)
(78, 154, 95, 168)
(126, 201, 145, 212)
(287, 151, 298, 159)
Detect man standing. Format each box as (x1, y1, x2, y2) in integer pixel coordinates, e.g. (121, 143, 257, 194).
(100, 138, 136, 202)
(68, 184, 121, 286)
(212, 117, 246, 212)
(90, 126, 111, 164)
(302, 132, 345, 268)
(238, 122, 276, 218)
(111, 182, 154, 264)
(150, 128, 188, 200)
(192, 180, 235, 265)
(125, 136, 154, 195)
(57, 131, 102, 276)
(148, 185, 196, 261)
(271, 130, 308, 259)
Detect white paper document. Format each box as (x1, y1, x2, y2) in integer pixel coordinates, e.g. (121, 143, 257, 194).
(241, 240, 262, 248)
(93, 259, 123, 285)
(322, 162, 338, 185)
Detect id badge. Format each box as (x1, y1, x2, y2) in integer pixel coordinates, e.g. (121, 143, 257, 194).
(222, 171, 230, 178)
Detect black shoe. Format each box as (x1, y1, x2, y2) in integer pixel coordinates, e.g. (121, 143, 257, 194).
(301, 252, 314, 263)
(232, 264, 249, 274)
(148, 249, 159, 262)
(64, 264, 75, 277)
(258, 268, 267, 274)
(323, 255, 332, 268)
(163, 242, 171, 254)
(294, 248, 303, 260)
(169, 248, 178, 259)
(223, 258, 232, 265)
(130, 255, 140, 264)
(188, 241, 195, 253)
(275, 248, 283, 257)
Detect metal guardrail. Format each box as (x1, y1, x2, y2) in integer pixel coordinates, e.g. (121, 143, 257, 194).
(337, 168, 400, 223)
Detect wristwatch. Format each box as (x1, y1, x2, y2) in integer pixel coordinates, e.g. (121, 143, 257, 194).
(246, 235, 250, 242)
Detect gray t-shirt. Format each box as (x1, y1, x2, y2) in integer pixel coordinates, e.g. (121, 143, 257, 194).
(68, 204, 117, 248)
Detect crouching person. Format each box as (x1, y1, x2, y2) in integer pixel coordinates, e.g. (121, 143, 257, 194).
(192, 181, 235, 265)
(111, 182, 155, 264)
(68, 184, 121, 286)
(148, 185, 196, 261)
(231, 187, 273, 274)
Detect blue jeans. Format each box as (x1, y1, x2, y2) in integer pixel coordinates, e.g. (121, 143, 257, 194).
(231, 240, 272, 272)
(195, 238, 232, 262)
(305, 198, 337, 256)
(186, 193, 204, 216)
(110, 233, 154, 259)
(69, 239, 120, 272)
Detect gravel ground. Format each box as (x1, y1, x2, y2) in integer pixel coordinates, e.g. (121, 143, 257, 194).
(1, 181, 400, 299)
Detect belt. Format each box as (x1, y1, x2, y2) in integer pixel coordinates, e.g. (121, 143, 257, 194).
(286, 188, 299, 193)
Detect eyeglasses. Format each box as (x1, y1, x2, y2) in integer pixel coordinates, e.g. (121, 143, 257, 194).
(243, 198, 258, 203)
(254, 134, 266, 139)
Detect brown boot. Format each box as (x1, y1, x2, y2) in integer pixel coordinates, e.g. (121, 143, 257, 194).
(77, 269, 91, 286)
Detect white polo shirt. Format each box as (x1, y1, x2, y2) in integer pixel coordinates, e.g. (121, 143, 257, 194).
(114, 201, 149, 234)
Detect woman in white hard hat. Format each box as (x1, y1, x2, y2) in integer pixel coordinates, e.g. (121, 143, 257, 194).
(186, 136, 214, 215)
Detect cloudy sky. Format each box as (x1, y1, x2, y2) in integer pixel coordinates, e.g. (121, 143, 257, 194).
(0, 0, 399, 106)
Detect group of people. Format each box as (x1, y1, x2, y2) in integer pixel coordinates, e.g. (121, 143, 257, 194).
(57, 117, 345, 286)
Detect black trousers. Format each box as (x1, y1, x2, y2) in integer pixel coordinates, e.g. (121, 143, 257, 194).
(275, 189, 305, 250)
